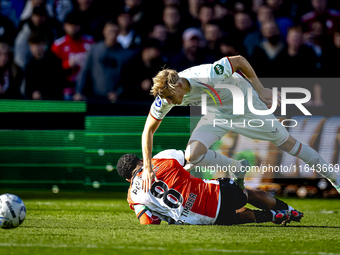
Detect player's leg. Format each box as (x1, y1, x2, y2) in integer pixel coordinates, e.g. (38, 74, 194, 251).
(234, 208, 290, 224)
(215, 180, 297, 225)
(235, 208, 292, 225)
(234, 190, 302, 224)
(278, 135, 340, 193)
(184, 131, 242, 171)
(246, 189, 303, 222)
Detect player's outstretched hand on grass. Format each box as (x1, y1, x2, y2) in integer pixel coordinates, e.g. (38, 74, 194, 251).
(258, 87, 281, 106)
(141, 168, 158, 192)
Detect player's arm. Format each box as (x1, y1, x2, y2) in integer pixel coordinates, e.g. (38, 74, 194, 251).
(153, 149, 186, 167)
(133, 204, 161, 225)
(141, 113, 162, 192)
(228, 55, 281, 105)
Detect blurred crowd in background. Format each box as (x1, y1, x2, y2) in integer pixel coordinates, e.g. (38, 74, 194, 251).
(0, 0, 340, 105)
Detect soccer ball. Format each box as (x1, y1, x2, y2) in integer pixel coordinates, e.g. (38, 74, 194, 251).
(0, 194, 26, 229)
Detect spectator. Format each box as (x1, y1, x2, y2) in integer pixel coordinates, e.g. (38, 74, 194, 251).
(168, 27, 214, 71)
(122, 39, 164, 102)
(274, 27, 321, 105)
(20, 0, 54, 21)
(148, 23, 175, 57)
(243, 4, 272, 58)
(252, 0, 264, 13)
(73, 0, 108, 41)
(215, 36, 244, 59)
(198, 3, 215, 32)
(233, 12, 254, 46)
(75, 20, 135, 103)
(51, 11, 94, 100)
(204, 20, 223, 57)
(162, 5, 184, 54)
(25, 33, 64, 100)
(0, 0, 27, 27)
(123, 0, 153, 36)
(244, 4, 293, 58)
(275, 26, 318, 77)
(251, 20, 284, 77)
(214, 1, 234, 33)
(54, 0, 74, 22)
(117, 11, 142, 49)
(0, 42, 23, 99)
(263, 1, 294, 39)
(149, 23, 167, 47)
(303, 19, 330, 76)
(14, 5, 58, 69)
(163, 0, 181, 7)
(0, 4, 17, 46)
(266, 0, 292, 18)
(188, 0, 204, 20)
(319, 30, 340, 106)
(301, 0, 340, 35)
(323, 29, 340, 77)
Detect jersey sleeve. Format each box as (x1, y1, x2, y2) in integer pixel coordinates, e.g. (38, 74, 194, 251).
(149, 96, 174, 120)
(153, 149, 186, 166)
(209, 57, 234, 80)
(133, 204, 161, 225)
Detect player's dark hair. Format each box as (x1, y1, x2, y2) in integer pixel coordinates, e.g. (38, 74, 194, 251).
(117, 154, 141, 179)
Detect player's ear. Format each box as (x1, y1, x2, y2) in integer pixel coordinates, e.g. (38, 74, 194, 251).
(126, 178, 131, 182)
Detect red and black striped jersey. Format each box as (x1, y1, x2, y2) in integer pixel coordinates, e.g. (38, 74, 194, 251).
(127, 149, 221, 225)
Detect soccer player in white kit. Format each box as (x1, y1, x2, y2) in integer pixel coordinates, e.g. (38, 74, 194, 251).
(141, 55, 340, 194)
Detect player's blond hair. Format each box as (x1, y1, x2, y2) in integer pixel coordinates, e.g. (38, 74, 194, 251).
(151, 69, 179, 97)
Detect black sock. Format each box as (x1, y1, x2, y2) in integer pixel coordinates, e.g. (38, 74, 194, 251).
(254, 209, 273, 223)
(272, 198, 288, 210)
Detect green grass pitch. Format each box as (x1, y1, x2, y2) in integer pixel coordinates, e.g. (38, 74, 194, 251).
(1, 192, 340, 255)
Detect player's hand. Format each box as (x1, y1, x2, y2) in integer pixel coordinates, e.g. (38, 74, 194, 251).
(141, 167, 157, 193)
(258, 88, 281, 106)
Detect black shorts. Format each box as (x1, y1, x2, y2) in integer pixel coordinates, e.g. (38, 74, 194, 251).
(214, 178, 247, 226)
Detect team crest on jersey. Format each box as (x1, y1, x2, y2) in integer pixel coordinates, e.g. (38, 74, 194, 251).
(214, 64, 224, 75)
(155, 96, 162, 107)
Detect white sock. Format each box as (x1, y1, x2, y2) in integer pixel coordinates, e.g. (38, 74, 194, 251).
(288, 206, 295, 213)
(288, 141, 338, 183)
(190, 150, 241, 171)
(270, 210, 276, 221)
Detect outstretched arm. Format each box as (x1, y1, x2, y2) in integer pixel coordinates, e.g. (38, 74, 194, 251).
(228, 55, 281, 106)
(141, 113, 162, 192)
(133, 204, 161, 225)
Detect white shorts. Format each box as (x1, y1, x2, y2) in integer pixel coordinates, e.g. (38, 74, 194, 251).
(189, 91, 289, 149)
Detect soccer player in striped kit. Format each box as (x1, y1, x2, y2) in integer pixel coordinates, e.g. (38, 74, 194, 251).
(117, 149, 303, 225)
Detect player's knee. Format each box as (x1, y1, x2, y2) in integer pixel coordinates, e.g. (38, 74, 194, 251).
(185, 144, 206, 163)
(278, 135, 297, 152)
(184, 149, 202, 163)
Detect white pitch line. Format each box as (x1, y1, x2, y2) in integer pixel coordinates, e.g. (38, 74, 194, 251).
(0, 243, 339, 255)
(0, 243, 166, 250)
(192, 248, 340, 255)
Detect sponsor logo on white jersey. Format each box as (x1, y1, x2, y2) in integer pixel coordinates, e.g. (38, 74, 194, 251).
(155, 96, 162, 107)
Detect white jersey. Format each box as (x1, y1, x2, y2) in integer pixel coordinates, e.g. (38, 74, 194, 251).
(150, 57, 253, 120)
